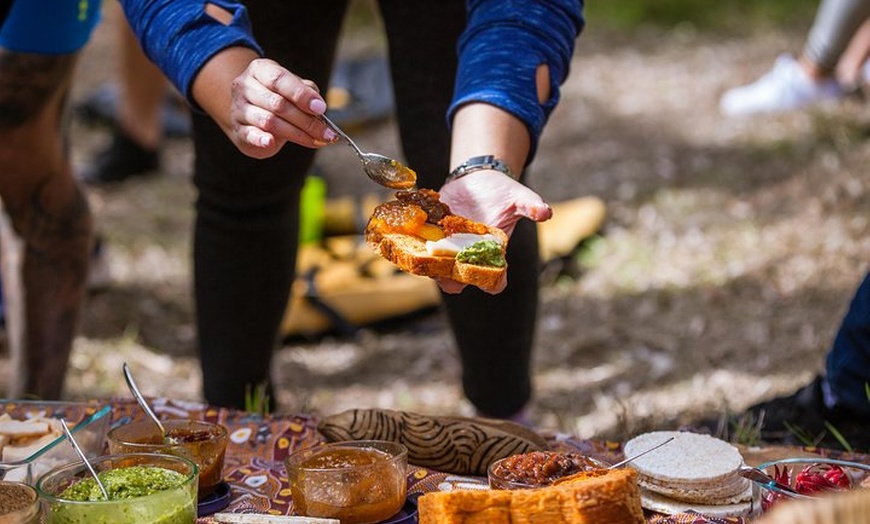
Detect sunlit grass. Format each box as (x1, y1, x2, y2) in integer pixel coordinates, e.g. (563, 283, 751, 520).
(586, 0, 818, 33)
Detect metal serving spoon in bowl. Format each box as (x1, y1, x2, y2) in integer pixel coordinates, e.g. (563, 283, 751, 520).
(61, 418, 109, 500)
(123, 362, 167, 442)
(321, 114, 416, 190)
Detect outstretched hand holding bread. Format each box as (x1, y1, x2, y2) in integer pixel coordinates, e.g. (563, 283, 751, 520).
(365, 189, 511, 294)
(364, 159, 554, 294)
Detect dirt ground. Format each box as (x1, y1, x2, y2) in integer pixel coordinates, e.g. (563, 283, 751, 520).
(3, 8, 870, 444)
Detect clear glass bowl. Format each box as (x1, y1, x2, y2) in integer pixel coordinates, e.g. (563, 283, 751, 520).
(285, 440, 408, 524)
(0, 480, 40, 523)
(36, 452, 198, 524)
(107, 419, 228, 497)
(0, 400, 112, 484)
(487, 451, 611, 490)
(749, 457, 870, 517)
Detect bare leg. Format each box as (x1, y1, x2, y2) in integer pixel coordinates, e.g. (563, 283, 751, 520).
(837, 19, 870, 86)
(112, 1, 164, 149)
(79, 2, 165, 185)
(801, 0, 870, 79)
(0, 51, 92, 399)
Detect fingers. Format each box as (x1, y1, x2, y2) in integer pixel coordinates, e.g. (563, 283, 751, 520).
(487, 276, 508, 295)
(441, 172, 553, 231)
(436, 273, 507, 295)
(437, 278, 467, 294)
(253, 63, 324, 116)
(503, 179, 552, 223)
(515, 193, 553, 222)
(231, 59, 337, 153)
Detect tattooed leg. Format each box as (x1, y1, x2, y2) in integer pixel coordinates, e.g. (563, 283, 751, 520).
(0, 50, 93, 399)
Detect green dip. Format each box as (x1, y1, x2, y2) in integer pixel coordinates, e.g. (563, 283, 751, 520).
(59, 466, 184, 501)
(49, 466, 196, 524)
(456, 240, 506, 267)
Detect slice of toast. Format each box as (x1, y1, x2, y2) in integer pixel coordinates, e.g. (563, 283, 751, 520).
(417, 467, 645, 524)
(364, 192, 508, 294)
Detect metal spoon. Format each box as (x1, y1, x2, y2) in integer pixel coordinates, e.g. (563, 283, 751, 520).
(607, 437, 675, 469)
(123, 362, 167, 441)
(321, 114, 416, 190)
(737, 465, 810, 497)
(60, 418, 109, 500)
(609, 436, 675, 469)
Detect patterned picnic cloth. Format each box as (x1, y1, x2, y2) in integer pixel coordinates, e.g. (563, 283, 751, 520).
(106, 397, 869, 524)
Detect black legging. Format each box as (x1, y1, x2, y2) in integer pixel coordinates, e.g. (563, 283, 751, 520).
(193, 0, 540, 418)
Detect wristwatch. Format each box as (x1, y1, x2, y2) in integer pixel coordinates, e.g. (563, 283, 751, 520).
(446, 155, 514, 183)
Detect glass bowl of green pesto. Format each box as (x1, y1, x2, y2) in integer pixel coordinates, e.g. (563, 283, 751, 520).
(36, 453, 198, 524)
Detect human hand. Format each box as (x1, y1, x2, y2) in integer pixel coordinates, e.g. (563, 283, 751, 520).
(435, 172, 553, 294)
(228, 58, 335, 158)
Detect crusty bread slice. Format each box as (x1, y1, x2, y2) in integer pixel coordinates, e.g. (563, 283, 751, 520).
(417, 467, 645, 524)
(365, 220, 509, 294)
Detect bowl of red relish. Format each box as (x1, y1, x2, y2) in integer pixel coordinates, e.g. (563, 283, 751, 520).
(749, 457, 870, 516)
(487, 451, 611, 490)
(107, 419, 227, 497)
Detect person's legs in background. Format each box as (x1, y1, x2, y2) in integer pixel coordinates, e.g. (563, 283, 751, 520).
(0, 0, 99, 398)
(193, 0, 349, 409)
(824, 272, 870, 419)
(744, 271, 870, 450)
(801, 0, 870, 83)
(720, 0, 870, 116)
(380, 0, 540, 420)
(81, 0, 163, 184)
(836, 18, 870, 87)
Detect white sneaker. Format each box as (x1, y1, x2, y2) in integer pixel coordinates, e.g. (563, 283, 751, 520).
(720, 54, 844, 116)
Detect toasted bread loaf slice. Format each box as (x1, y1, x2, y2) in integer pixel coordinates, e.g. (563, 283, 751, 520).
(365, 227, 508, 294)
(364, 191, 509, 293)
(417, 467, 644, 524)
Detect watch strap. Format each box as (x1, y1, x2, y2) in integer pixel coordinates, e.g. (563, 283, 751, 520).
(446, 155, 513, 183)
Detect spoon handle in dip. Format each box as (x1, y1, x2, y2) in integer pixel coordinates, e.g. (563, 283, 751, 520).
(123, 362, 167, 439)
(61, 418, 109, 500)
(609, 436, 675, 469)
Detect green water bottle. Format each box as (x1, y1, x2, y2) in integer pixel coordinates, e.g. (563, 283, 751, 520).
(299, 174, 327, 244)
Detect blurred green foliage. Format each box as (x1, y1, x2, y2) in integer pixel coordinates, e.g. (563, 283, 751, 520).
(585, 0, 820, 33)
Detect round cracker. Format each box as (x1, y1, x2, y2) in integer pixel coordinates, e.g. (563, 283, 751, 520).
(637, 475, 752, 505)
(624, 431, 744, 483)
(638, 487, 752, 518)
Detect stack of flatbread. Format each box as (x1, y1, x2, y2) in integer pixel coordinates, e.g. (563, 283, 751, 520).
(624, 430, 752, 518)
(0, 414, 63, 463)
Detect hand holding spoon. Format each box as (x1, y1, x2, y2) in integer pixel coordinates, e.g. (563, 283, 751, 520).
(321, 114, 416, 190)
(61, 418, 109, 500)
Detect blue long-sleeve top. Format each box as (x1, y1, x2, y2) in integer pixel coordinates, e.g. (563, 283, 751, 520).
(120, 0, 584, 162)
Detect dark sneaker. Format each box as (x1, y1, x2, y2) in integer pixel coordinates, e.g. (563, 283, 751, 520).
(75, 84, 191, 138)
(739, 376, 870, 452)
(80, 129, 159, 185)
(87, 235, 112, 292)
